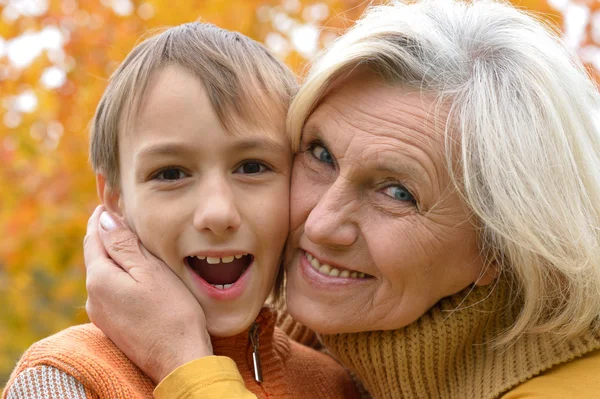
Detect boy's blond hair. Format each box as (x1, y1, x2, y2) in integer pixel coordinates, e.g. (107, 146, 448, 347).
(90, 22, 297, 188)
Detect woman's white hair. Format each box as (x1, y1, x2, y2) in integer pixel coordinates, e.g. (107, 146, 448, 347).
(289, 0, 600, 341)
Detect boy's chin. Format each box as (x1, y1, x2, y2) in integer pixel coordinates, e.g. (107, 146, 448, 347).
(204, 308, 260, 337)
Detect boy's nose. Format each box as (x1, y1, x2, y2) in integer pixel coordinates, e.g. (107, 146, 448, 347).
(193, 180, 241, 236)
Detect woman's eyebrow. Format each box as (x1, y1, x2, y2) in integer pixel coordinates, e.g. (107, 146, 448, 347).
(375, 162, 428, 182)
(369, 145, 433, 184)
(300, 124, 321, 140)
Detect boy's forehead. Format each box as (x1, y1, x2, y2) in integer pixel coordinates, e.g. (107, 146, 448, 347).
(119, 65, 289, 144)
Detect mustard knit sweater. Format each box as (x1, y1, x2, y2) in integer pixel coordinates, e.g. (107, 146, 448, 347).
(318, 280, 600, 398)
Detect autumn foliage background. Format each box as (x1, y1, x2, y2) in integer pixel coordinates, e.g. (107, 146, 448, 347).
(0, 0, 595, 389)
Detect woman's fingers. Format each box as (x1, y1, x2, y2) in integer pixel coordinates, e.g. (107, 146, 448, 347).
(84, 206, 125, 277)
(97, 211, 169, 277)
(83, 206, 107, 266)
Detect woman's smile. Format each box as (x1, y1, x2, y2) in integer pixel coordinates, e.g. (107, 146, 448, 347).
(304, 251, 372, 279)
(285, 73, 489, 335)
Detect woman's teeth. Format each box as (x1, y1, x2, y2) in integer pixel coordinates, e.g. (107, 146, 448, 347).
(306, 253, 368, 279)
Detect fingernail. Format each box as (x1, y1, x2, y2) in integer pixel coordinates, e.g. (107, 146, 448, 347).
(99, 212, 117, 231)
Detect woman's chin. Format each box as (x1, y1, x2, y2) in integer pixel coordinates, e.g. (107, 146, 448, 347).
(285, 286, 348, 334)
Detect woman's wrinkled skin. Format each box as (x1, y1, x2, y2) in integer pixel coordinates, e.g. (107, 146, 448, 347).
(284, 73, 495, 334)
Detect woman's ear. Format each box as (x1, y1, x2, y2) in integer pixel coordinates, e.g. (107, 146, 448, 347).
(474, 261, 499, 287)
(96, 173, 123, 218)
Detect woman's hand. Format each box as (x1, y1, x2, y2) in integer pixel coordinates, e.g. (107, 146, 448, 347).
(84, 206, 213, 383)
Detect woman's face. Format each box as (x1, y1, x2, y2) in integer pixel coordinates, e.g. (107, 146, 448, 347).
(284, 74, 495, 334)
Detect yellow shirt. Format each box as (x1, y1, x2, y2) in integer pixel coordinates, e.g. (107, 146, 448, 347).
(501, 349, 600, 398)
(155, 348, 600, 398)
(154, 356, 255, 399)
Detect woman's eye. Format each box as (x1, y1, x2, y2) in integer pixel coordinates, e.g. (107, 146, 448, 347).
(383, 185, 415, 203)
(235, 162, 268, 174)
(310, 144, 333, 164)
(155, 168, 187, 181)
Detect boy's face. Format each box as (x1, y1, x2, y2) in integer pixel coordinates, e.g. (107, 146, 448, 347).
(102, 65, 291, 337)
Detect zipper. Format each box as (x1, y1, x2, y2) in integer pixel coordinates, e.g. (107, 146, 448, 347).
(249, 322, 263, 383)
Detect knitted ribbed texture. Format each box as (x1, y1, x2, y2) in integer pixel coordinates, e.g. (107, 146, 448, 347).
(211, 308, 293, 397)
(275, 311, 371, 399)
(320, 281, 600, 399)
(3, 307, 359, 399)
(5, 365, 92, 399)
(276, 309, 322, 350)
(3, 322, 154, 398)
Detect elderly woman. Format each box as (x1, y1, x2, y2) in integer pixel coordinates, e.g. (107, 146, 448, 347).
(83, 0, 600, 397)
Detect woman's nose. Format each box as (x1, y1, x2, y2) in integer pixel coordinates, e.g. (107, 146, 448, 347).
(193, 179, 241, 236)
(304, 180, 359, 248)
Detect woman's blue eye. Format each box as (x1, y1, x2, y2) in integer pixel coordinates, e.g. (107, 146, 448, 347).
(156, 168, 186, 180)
(383, 185, 415, 202)
(310, 144, 333, 164)
(235, 162, 267, 174)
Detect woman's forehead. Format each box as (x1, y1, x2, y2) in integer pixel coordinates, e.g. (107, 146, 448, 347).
(305, 77, 446, 150)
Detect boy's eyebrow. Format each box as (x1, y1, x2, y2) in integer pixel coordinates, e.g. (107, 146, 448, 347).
(135, 137, 288, 161)
(136, 143, 194, 159)
(231, 137, 288, 153)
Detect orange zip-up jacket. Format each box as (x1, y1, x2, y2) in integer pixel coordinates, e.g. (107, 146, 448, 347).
(3, 308, 360, 399)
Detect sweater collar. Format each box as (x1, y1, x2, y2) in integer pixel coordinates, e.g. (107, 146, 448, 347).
(210, 307, 291, 394)
(210, 306, 278, 360)
(319, 280, 600, 399)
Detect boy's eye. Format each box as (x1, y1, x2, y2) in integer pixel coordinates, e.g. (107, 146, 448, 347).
(235, 162, 268, 174)
(154, 168, 187, 181)
(382, 185, 415, 203)
(310, 144, 333, 164)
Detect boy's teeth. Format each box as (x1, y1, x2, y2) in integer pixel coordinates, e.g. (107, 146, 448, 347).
(196, 255, 247, 264)
(306, 252, 368, 279)
(211, 283, 234, 290)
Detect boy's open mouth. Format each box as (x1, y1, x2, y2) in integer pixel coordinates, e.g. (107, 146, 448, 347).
(185, 254, 253, 289)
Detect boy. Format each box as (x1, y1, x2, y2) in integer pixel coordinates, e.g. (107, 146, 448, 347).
(3, 23, 358, 399)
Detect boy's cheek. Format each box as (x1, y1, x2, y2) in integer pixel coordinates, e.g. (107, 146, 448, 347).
(261, 189, 291, 238)
(121, 206, 160, 258)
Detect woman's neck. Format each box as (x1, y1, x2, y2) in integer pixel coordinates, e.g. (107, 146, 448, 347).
(319, 280, 600, 399)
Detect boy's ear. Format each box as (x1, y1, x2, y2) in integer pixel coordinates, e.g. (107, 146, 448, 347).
(96, 173, 123, 218)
